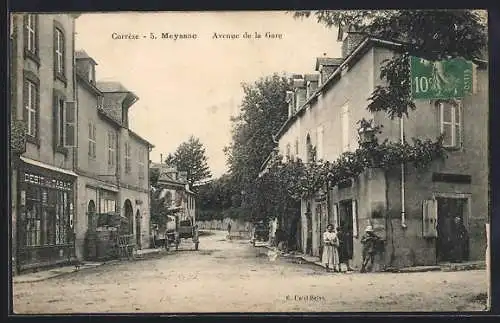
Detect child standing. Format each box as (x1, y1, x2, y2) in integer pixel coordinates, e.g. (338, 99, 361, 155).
(360, 226, 381, 273)
(322, 224, 340, 272)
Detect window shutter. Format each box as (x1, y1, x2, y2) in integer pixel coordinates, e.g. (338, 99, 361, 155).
(34, 15, 39, 54)
(23, 15, 28, 50)
(52, 94, 58, 147)
(63, 101, 76, 147)
(332, 203, 339, 229)
(472, 63, 478, 94)
(22, 79, 28, 123)
(352, 199, 358, 238)
(422, 199, 438, 238)
(53, 26, 57, 73)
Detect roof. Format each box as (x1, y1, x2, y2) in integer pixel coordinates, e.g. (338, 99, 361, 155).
(274, 37, 489, 141)
(128, 129, 155, 148)
(304, 74, 319, 82)
(315, 57, 343, 71)
(97, 81, 131, 93)
(75, 49, 98, 65)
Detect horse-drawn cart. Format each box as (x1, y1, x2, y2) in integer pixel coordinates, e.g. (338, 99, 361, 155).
(153, 214, 199, 251)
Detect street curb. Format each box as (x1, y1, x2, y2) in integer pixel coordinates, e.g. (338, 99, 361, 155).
(255, 244, 486, 274)
(13, 249, 167, 284)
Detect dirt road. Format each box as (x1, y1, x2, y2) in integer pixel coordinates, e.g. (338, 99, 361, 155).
(12, 230, 487, 313)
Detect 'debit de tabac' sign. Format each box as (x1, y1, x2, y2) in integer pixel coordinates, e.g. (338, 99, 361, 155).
(410, 56, 473, 100)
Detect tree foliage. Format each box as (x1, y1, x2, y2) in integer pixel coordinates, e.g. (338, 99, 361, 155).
(164, 136, 212, 188)
(225, 74, 292, 188)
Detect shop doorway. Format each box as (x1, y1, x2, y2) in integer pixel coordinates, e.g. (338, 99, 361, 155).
(436, 197, 469, 263)
(338, 200, 354, 260)
(135, 210, 141, 249)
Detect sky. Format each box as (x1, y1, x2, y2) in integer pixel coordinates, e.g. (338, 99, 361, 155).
(75, 11, 342, 178)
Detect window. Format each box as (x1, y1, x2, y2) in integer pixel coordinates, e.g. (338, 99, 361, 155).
(100, 198, 116, 214)
(88, 65, 95, 83)
(24, 14, 38, 55)
(53, 93, 66, 148)
(107, 132, 116, 167)
(138, 148, 145, 180)
(24, 79, 38, 138)
(54, 27, 65, 79)
(439, 101, 462, 148)
(88, 122, 96, 158)
(125, 142, 131, 174)
(294, 138, 299, 156)
(341, 104, 350, 152)
(24, 185, 70, 247)
(316, 126, 324, 160)
(286, 143, 291, 161)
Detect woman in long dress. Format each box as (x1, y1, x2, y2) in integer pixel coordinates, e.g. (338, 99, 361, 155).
(322, 224, 340, 272)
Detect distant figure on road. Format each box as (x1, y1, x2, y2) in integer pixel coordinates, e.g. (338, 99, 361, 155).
(322, 224, 340, 272)
(360, 226, 381, 273)
(227, 222, 232, 240)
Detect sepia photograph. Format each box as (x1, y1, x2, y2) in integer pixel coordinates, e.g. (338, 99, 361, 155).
(9, 10, 490, 313)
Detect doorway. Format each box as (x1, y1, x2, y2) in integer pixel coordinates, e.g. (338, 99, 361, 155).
(306, 202, 312, 255)
(436, 197, 469, 263)
(135, 210, 142, 249)
(124, 199, 133, 234)
(338, 200, 354, 260)
(85, 200, 97, 260)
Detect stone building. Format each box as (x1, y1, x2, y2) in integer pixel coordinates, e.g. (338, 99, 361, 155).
(150, 163, 196, 224)
(10, 13, 79, 273)
(74, 50, 154, 260)
(274, 33, 488, 269)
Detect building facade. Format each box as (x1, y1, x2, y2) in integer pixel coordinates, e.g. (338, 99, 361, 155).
(150, 164, 197, 224)
(10, 13, 79, 273)
(74, 50, 153, 260)
(275, 34, 488, 269)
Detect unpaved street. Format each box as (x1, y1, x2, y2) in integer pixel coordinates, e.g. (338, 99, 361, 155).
(13, 231, 487, 313)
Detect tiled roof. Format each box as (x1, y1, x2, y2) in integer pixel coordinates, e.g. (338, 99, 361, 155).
(315, 57, 343, 70)
(304, 74, 319, 82)
(97, 81, 130, 93)
(75, 49, 98, 64)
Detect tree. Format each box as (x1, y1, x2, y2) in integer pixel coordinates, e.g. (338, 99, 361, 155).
(224, 74, 292, 217)
(165, 136, 212, 188)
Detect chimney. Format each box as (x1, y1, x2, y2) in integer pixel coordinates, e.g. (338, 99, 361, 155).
(341, 32, 367, 59)
(292, 78, 307, 112)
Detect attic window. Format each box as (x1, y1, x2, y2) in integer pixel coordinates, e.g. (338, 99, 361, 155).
(88, 64, 95, 83)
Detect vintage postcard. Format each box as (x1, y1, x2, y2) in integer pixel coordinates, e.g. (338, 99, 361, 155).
(9, 10, 490, 313)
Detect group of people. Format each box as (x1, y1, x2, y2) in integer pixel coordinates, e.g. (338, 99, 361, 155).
(322, 224, 382, 273)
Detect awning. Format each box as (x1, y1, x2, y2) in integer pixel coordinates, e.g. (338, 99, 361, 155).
(20, 156, 78, 177)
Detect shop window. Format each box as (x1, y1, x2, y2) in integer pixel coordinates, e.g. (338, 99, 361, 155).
(23, 183, 70, 247)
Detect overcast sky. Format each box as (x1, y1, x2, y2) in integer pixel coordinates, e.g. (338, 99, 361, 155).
(75, 11, 341, 178)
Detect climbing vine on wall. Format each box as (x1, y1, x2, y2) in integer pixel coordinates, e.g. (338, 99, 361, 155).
(262, 118, 447, 200)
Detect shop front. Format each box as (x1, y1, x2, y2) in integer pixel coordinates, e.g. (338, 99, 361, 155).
(16, 159, 77, 273)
